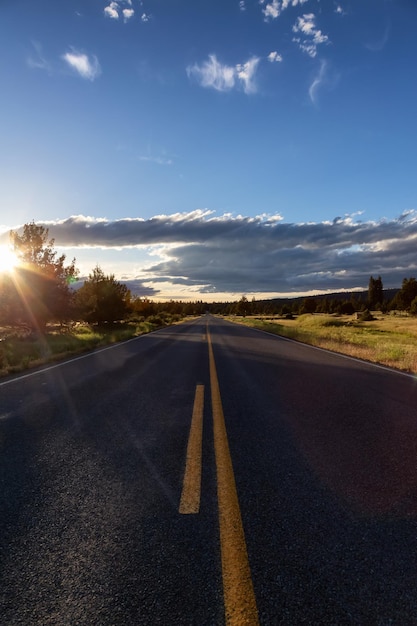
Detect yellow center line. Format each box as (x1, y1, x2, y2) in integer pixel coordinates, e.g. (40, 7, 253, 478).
(179, 384, 205, 514)
(207, 325, 259, 626)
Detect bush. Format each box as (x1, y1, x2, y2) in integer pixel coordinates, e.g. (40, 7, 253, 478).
(147, 314, 168, 327)
(359, 309, 375, 321)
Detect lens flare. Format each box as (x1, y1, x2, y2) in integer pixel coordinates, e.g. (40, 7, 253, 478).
(0, 245, 19, 274)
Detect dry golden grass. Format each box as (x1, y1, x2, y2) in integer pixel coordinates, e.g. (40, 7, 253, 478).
(229, 313, 417, 374)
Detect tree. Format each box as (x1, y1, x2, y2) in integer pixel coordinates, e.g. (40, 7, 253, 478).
(8, 222, 78, 330)
(236, 295, 249, 316)
(337, 300, 355, 315)
(316, 298, 330, 314)
(300, 298, 317, 314)
(410, 296, 417, 316)
(75, 266, 131, 324)
(393, 277, 417, 311)
(368, 275, 383, 310)
(0, 273, 21, 326)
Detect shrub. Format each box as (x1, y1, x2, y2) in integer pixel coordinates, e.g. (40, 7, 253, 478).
(359, 309, 375, 321)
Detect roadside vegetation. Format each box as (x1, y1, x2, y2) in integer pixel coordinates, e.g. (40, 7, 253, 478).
(227, 312, 417, 374)
(0, 222, 200, 377)
(0, 315, 184, 377)
(1, 221, 417, 377)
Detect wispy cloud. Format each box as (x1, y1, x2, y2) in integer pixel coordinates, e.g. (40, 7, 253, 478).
(62, 49, 101, 81)
(292, 13, 329, 57)
(139, 155, 173, 166)
(365, 24, 391, 52)
(236, 57, 261, 94)
(14, 210, 417, 296)
(27, 41, 52, 73)
(309, 59, 339, 105)
(309, 59, 327, 105)
(187, 54, 260, 94)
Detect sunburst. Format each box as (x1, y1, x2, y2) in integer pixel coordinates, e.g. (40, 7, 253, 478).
(0, 245, 19, 274)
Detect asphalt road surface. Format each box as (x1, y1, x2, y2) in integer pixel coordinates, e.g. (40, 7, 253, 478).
(1, 315, 417, 625)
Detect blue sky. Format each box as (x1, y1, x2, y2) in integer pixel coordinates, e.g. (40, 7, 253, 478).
(1, 0, 416, 301)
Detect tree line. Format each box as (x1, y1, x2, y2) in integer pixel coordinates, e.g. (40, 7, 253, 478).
(1, 223, 417, 335)
(229, 276, 417, 318)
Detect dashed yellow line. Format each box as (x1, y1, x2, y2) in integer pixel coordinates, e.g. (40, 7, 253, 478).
(207, 326, 259, 626)
(179, 384, 204, 514)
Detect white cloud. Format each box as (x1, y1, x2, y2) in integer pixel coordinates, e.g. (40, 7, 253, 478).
(62, 49, 101, 81)
(281, 0, 309, 11)
(236, 57, 260, 94)
(282, 0, 309, 8)
(263, 0, 310, 21)
(122, 8, 135, 21)
(104, 2, 119, 19)
(334, 4, 347, 15)
(268, 51, 283, 63)
(263, 0, 281, 21)
(187, 54, 260, 94)
(187, 55, 235, 92)
(141, 13, 151, 22)
(239, 1, 246, 11)
(293, 13, 315, 35)
(104, 1, 136, 22)
(292, 13, 329, 57)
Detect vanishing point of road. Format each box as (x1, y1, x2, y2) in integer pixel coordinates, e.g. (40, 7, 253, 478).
(1, 315, 417, 625)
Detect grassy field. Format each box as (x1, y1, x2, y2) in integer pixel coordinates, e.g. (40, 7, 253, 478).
(227, 313, 417, 374)
(2, 312, 417, 378)
(0, 316, 181, 377)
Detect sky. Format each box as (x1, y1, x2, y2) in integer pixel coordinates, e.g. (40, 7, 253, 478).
(0, 0, 416, 301)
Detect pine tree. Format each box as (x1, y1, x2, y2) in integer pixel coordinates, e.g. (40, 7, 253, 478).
(368, 275, 383, 310)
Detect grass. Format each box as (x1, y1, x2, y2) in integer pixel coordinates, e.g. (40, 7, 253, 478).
(227, 313, 417, 374)
(3, 312, 417, 378)
(0, 316, 183, 377)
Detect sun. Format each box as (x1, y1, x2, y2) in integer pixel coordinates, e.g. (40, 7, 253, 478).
(0, 245, 19, 274)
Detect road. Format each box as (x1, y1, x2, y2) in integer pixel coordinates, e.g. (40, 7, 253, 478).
(1, 315, 417, 625)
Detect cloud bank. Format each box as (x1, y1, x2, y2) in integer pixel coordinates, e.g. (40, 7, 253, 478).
(4, 211, 417, 297)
